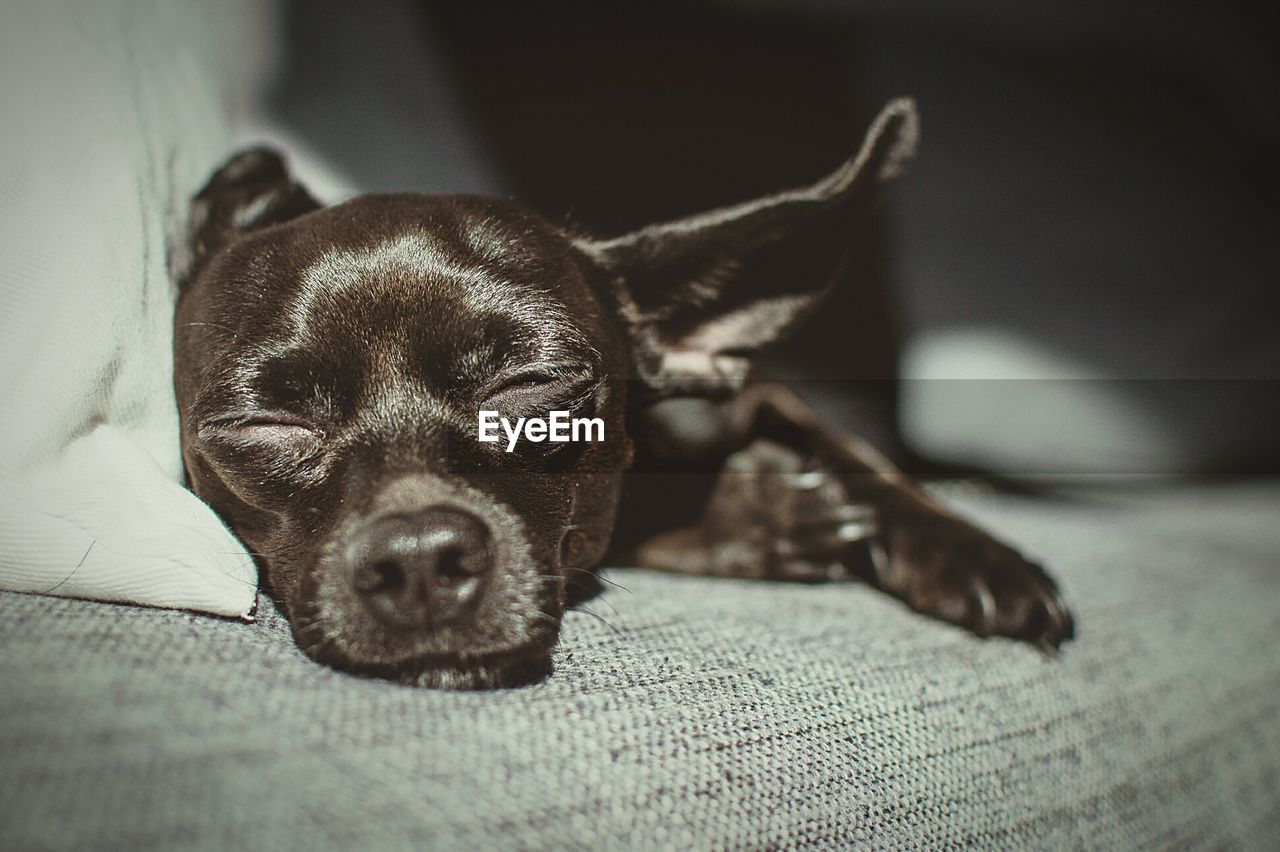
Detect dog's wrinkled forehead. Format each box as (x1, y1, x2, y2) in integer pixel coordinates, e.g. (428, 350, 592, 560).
(295, 230, 516, 337)
(302, 218, 586, 345)
(221, 197, 605, 397)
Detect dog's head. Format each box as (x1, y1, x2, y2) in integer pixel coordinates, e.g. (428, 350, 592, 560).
(173, 99, 917, 687)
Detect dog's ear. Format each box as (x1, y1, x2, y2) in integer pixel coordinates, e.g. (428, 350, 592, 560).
(174, 147, 320, 290)
(580, 98, 918, 397)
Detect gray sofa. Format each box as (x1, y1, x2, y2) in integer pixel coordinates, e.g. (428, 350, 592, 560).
(4, 481, 1278, 848)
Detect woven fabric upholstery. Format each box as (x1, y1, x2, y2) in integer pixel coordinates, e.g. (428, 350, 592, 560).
(2, 482, 1278, 849)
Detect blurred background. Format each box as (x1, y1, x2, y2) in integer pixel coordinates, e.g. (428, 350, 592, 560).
(261, 0, 1278, 477)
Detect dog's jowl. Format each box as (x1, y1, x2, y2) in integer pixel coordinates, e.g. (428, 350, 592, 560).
(173, 99, 1073, 689)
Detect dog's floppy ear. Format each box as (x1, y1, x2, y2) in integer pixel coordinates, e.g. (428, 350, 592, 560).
(174, 147, 320, 290)
(580, 98, 919, 398)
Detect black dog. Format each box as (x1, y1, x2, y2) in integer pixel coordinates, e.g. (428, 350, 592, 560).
(174, 99, 1072, 688)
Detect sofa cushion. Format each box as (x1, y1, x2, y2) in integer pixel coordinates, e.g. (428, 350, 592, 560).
(3, 481, 1277, 848)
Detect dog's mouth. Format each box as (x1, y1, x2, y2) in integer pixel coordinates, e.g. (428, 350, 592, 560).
(286, 573, 562, 689)
(296, 624, 557, 689)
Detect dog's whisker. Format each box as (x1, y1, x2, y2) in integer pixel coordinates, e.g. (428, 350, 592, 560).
(40, 539, 95, 595)
(574, 606, 623, 637)
(560, 565, 634, 595)
(536, 573, 622, 616)
(591, 571, 633, 595)
(219, 572, 260, 590)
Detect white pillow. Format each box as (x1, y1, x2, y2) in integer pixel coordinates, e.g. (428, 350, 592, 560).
(0, 1, 350, 617)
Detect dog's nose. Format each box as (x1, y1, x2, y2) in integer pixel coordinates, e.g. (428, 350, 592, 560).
(347, 507, 493, 630)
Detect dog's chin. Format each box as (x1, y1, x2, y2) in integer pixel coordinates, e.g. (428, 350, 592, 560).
(283, 595, 560, 689)
(301, 637, 556, 689)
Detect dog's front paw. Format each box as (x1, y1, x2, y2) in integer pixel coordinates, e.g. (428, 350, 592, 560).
(877, 516, 1074, 649)
(700, 440, 881, 582)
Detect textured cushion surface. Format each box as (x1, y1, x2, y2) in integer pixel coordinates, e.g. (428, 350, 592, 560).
(2, 482, 1278, 849)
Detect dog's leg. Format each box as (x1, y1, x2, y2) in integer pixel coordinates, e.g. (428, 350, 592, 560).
(624, 381, 1074, 649)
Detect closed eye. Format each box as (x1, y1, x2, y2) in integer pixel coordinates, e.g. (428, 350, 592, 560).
(198, 413, 322, 446)
(481, 369, 595, 405)
(486, 372, 557, 395)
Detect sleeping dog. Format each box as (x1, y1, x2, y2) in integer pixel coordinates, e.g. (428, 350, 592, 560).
(173, 99, 1073, 688)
